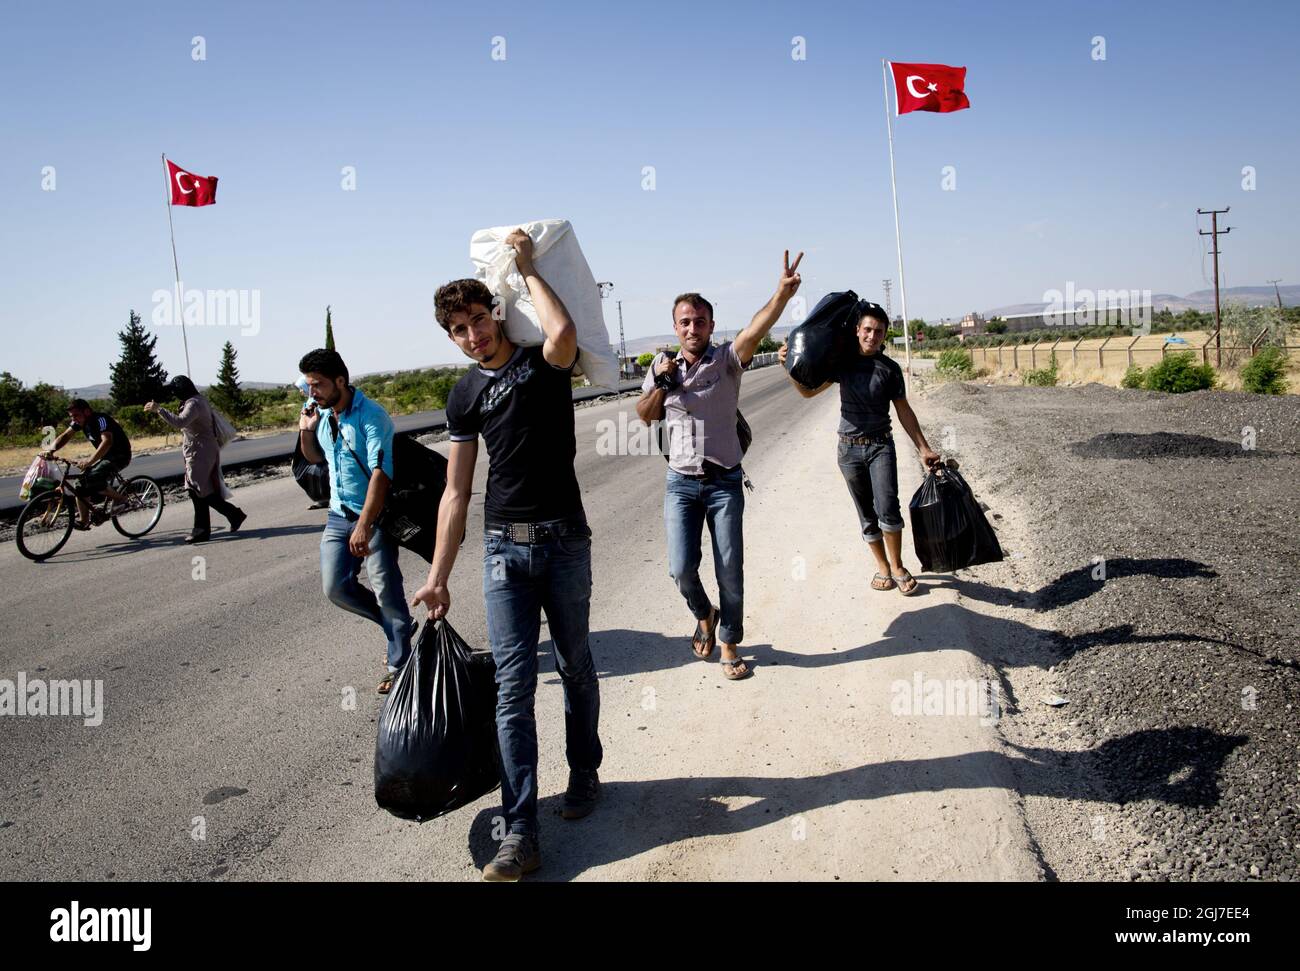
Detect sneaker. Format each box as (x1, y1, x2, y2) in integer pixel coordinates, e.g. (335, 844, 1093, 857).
(482, 833, 541, 882)
(561, 769, 600, 820)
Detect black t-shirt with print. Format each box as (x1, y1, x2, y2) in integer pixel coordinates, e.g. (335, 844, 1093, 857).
(71, 412, 132, 466)
(832, 350, 906, 437)
(445, 344, 583, 524)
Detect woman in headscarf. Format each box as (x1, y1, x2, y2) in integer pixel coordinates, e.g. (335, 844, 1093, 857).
(145, 376, 247, 543)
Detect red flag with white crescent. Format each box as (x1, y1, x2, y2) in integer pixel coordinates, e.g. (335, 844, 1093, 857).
(166, 159, 218, 206)
(889, 62, 970, 115)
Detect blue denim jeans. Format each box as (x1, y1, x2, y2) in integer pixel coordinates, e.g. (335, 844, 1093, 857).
(836, 438, 903, 543)
(320, 511, 415, 671)
(664, 467, 745, 644)
(483, 521, 603, 837)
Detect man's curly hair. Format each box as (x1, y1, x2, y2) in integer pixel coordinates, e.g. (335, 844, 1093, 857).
(435, 279, 496, 331)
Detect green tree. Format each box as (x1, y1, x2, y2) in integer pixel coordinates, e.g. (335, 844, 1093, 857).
(109, 310, 169, 406)
(1143, 352, 1215, 393)
(636, 352, 656, 368)
(1240, 346, 1289, 395)
(985, 317, 1007, 334)
(756, 335, 780, 354)
(211, 341, 250, 418)
(325, 305, 336, 351)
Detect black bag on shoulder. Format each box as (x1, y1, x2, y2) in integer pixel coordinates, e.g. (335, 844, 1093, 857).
(784, 289, 860, 389)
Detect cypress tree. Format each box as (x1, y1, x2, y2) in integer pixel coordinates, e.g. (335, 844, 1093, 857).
(109, 310, 169, 406)
(212, 340, 248, 417)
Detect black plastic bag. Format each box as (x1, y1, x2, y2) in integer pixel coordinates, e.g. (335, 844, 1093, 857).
(784, 290, 859, 389)
(292, 438, 331, 502)
(908, 462, 1004, 573)
(374, 619, 501, 820)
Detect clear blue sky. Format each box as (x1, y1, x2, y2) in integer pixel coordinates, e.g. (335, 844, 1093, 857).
(2, 0, 1296, 388)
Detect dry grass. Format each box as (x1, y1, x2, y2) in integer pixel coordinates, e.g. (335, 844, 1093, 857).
(1, 426, 293, 477)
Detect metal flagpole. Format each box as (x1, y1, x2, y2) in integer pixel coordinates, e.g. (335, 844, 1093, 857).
(881, 60, 912, 384)
(161, 153, 192, 376)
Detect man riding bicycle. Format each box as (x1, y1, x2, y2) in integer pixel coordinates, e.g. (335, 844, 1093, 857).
(42, 398, 132, 530)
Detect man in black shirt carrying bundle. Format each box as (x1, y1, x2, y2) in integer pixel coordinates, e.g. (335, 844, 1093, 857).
(413, 229, 601, 882)
(780, 300, 940, 595)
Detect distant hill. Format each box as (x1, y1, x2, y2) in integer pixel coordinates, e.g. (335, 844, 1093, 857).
(66, 380, 289, 399)
(984, 285, 1298, 319)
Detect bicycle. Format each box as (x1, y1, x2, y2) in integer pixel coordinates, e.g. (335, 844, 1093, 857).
(15, 458, 164, 561)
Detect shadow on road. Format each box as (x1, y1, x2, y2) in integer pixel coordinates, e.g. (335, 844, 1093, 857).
(464, 725, 1247, 880)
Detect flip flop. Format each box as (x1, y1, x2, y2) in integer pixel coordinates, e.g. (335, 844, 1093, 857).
(871, 573, 896, 591)
(720, 655, 751, 681)
(691, 606, 719, 660)
(892, 570, 918, 596)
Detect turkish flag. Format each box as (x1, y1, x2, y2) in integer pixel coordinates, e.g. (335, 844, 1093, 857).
(890, 62, 970, 115)
(167, 159, 218, 206)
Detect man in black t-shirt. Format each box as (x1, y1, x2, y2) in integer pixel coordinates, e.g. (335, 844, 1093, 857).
(412, 230, 601, 882)
(43, 398, 132, 529)
(780, 300, 940, 596)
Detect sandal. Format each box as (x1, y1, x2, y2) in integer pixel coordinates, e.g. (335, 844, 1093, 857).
(691, 606, 719, 660)
(892, 570, 918, 596)
(871, 573, 896, 592)
(720, 654, 751, 681)
(377, 672, 396, 695)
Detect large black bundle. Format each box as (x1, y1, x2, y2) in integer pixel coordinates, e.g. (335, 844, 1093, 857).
(908, 462, 1004, 573)
(374, 619, 501, 820)
(784, 290, 860, 389)
(304, 429, 454, 562)
(292, 438, 331, 502)
(381, 434, 452, 562)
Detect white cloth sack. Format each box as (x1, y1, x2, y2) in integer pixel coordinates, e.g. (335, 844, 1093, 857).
(469, 219, 619, 389)
(210, 407, 239, 448)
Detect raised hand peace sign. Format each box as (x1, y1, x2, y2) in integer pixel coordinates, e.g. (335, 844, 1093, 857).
(778, 249, 804, 299)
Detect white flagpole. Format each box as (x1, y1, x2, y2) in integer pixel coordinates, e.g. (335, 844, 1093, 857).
(881, 59, 912, 385)
(161, 153, 192, 377)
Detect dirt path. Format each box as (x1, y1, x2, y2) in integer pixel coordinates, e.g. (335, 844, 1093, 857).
(568, 380, 1045, 880)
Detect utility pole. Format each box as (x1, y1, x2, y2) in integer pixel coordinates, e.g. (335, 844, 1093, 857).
(882, 279, 893, 322)
(597, 281, 616, 372)
(1267, 279, 1283, 311)
(1197, 207, 1231, 367)
(616, 299, 627, 376)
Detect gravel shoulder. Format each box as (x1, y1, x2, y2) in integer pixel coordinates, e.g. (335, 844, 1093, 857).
(913, 374, 1299, 881)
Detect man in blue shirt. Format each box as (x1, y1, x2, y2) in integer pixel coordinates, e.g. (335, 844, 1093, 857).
(298, 348, 415, 694)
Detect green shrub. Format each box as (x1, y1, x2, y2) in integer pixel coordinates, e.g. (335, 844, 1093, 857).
(636, 352, 655, 368)
(935, 348, 974, 377)
(1121, 364, 1145, 389)
(1240, 346, 1289, 395)
(1142, 352, 1216, 393)
(114, 402, 173, 436)
(1022, 352, 1059, 387)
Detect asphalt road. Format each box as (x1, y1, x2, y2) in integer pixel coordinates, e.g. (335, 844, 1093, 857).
(0, 357, 1032, 882)
(0, 380, 643, 515)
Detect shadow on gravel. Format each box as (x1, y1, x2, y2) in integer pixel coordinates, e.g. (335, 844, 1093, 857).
(1068, 432, 1278, 460)
(463, 726, 1247, 880)
(934, 557, 1219, 611)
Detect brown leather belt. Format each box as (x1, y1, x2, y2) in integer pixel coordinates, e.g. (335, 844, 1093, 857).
(839, 433, 892, 446)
